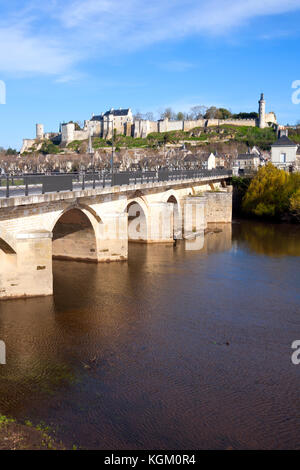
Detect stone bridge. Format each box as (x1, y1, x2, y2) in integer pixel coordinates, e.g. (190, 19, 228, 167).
(0, 173, 232, 299)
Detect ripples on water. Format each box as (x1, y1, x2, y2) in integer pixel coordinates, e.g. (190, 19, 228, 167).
(0, 221, 299, 449)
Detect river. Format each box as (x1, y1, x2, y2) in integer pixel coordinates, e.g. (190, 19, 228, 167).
(0, 220, 299, 449)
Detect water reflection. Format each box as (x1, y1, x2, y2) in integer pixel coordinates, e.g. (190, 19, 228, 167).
(0, 221, 299, 450)
(233, 220, 300, 257)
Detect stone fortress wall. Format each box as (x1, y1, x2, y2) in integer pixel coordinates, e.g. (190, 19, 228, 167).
(20, 94, 277, 152)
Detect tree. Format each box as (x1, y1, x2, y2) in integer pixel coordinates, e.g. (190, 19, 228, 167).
(190, 105, 207, 120)
(176, 112, 184, 121)
(290, 188, 300, 221)
(204, 106, 219, 119)
(232, 112, 258, 119)
(160, 107, 175, 120)
(144, 112, 154, 121)
(40, 140, 61, 155)
(218, 108, 232, 119)
(134, 111, 143, 120)
(6, 148, 18, 155)
(242, 163, 299, 218)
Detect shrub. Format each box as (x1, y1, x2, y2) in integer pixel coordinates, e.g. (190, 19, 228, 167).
(41, 140, 61, 155)
(242, 163, 300, 220)
(290, 188, 300, 221)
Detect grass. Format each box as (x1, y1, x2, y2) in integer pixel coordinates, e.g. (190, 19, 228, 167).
(0, 178, 25, 187)
(0, 414, 16, 425)
(0, 415, 70, 450)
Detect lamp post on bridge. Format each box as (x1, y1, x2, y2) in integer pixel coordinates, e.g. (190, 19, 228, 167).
(88, 128, 95, 173)
(107, 119, 115, 184)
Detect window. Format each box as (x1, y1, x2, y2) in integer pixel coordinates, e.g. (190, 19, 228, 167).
(280, 153, 286, 163)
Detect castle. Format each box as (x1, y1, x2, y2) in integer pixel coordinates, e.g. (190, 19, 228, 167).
(20, 93, 277, 153)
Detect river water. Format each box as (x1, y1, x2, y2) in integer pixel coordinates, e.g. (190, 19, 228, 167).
(0, 221, 299, 450)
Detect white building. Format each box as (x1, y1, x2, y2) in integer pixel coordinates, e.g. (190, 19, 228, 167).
(91, 108, 133, 138)
(236, 153, 260, 170)
(203, 152, 216, 170)
(271, 135, 297, 169)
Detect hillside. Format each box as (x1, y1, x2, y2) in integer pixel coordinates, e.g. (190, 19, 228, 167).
(19, 125, 277, 156)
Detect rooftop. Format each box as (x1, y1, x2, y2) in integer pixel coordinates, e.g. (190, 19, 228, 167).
(104, 108, 131, 117)
(271, 135, 296, 147)
(91, 108, 131, 121)
(237, 154, 258, 160)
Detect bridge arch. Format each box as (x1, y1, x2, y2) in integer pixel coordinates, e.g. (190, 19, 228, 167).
(50, 203, 102, 233)
(52, 205, 100, 262)
(0, 231, 17, 289)
(0, 228, 16, 254)
(124, 198, 149, 242)
(161, 190, 182, 238)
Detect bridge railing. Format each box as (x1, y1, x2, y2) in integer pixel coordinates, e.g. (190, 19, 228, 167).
(0, 169, 232, 198)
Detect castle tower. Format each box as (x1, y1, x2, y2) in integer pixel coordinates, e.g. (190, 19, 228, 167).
(61, 123, 75, 144)
(258, 93, 266, 129)
(36, 123, 44, 139)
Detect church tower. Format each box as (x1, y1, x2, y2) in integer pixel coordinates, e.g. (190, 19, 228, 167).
(258, 93, 266, 128)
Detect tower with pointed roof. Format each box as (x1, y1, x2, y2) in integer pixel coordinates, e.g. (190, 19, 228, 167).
(258, 93, 266, 128)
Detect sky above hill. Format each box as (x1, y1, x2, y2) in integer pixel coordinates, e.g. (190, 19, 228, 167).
(1, 0, 300, 149)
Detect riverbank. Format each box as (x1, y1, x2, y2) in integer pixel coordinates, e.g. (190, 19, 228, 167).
(0, 415, 65, 450)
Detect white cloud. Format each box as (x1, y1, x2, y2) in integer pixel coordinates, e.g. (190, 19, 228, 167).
(57, 0, 300, 44)
(1, 0, 300, 77)
(0, 25, 77, 76)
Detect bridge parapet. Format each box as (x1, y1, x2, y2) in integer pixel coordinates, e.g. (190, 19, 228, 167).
(0, 172, 232, 210)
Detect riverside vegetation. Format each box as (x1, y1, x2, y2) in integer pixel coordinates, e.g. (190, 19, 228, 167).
(233, 163, 300, 222)
(0, 415, 68, 450)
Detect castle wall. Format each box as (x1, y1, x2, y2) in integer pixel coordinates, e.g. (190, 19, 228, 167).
(183, 120, 205, 130)
(159, 120, 184, 132)
(73, 130, 90, 141)
(265, 112, 277, 125)
(217, 118, 256, 127)
(84, 120, 101, 136)
(132, 117, 257, 138)
(20, 139, 37, 154)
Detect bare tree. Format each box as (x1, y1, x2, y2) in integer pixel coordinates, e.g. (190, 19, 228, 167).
(190, 105, 207, 120)
(160, 107, 175, 120)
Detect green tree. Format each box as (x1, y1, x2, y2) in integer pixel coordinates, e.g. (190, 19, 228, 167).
(6, 148, 18, 155)
(243, 163, 292, 218)
(40, 140, 60, 155)
(290, 188, 300, 221)
(217, 108, 232, 119)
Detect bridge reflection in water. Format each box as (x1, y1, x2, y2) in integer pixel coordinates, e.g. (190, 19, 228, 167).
(0, 221, 299, 449)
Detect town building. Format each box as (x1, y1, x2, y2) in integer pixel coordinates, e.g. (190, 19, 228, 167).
(271, 135, 298, 170)
(236, 153, 261, 170)
(183, 152, 216, 170)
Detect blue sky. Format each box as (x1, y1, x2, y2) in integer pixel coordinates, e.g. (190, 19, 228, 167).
(1, 0, 300, 149)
